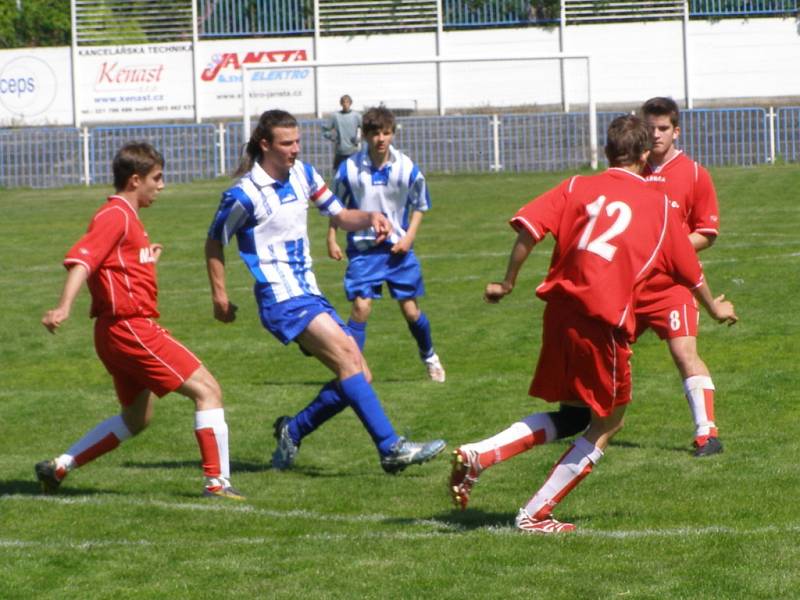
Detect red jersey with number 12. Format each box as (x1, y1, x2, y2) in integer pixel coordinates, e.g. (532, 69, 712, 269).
(511, 168, 704, 338)
(64, 195, 159, 319)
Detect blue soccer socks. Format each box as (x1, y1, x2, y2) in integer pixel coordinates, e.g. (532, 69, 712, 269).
(289, 381, 348, 443)
(338, 372, 398, 455)
(408, 312, 434, 359)
(347, 319, 367, 351)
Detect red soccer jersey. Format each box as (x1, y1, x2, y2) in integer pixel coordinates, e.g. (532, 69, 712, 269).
(639, 151, 719, 304)
(511, 168, 704, 338)
(64, 195, 159, 319)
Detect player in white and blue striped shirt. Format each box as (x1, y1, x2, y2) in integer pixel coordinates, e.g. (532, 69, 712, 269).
(205, 109, 445, 474)
(327, 106, 446, 382)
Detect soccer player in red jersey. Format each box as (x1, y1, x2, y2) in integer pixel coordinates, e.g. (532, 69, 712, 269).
(449, 115, 737, 533)
(36, 142, 243, 500)
(638, 97, 723, 457)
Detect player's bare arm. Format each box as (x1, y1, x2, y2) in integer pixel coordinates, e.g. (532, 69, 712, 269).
(692, 281, 737, 325)
(42, 264, 89, 333)
(327, 220, 343, 261)
(204, 238, 238, 323)
(689, 231, 716, 251)
(149, 243, 164, 263)
(485, 229, 537, 304)
(391, 210, 423, 255)
(331, 209, 391, 244)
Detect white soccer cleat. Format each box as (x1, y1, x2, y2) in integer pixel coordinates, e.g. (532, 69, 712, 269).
(514, 508, 575, 534)
(424, 353, 446, 383)
(449, 447, 481, 511)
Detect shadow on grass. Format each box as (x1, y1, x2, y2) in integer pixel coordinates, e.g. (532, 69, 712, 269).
(609, 439, 691, 455)
(0, 479, 113, 497)
(121, 459, 271, 473)
(385, 509, 517, 531)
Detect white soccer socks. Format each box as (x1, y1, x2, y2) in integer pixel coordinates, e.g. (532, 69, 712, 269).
(684, 375, 717, 442)
(460, 413, 558, 471)
(523, 436, 603, 520)
(57, 414, 133, 474)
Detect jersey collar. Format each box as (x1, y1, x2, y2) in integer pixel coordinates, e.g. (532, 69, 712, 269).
(607, 167, 647, 182)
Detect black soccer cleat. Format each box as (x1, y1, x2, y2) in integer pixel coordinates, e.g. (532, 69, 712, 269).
(693, 436, 723, 458)
(35, 459, 65, 494)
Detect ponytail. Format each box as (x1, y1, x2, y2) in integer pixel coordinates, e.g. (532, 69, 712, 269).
(233, 109, 298, 178)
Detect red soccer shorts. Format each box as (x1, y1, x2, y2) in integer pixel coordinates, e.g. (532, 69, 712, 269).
(94, 317, 201, 406)
(530, 302, 632, 417)
(635, 285, 699, 340)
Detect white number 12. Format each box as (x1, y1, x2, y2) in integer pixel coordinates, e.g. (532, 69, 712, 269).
(576, 195, 632, 261)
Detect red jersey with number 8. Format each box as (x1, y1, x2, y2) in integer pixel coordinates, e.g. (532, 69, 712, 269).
(510, 168, 704, 338)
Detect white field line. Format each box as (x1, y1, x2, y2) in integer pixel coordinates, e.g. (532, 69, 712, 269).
(1, 494, 797, 545)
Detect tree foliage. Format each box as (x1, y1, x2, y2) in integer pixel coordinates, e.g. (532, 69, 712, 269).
(0, 0, 70, 48)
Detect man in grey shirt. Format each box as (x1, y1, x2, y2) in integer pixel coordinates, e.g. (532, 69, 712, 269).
(323, 94, 362, 171)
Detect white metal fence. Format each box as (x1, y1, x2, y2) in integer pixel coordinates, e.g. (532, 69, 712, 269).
(1, 107, 796, 188)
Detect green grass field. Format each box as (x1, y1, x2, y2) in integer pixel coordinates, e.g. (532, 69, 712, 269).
(1, 166, 798, 599)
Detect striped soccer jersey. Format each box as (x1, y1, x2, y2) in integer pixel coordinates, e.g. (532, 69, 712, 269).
(333, 146, 430, 251)
(208, 160, 343, 306)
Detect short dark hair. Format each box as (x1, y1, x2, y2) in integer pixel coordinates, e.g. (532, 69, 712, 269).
(604, 115, 653, 167)
(112, 142, 164, 191)
(362, 106, 396, 135)
(235, 109, 298, 176)
(641, 96, 680, 127)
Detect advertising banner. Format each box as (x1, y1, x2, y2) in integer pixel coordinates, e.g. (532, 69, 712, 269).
(197, 38, 314, 119)
(76, 42, 195, 123)
(0, 47, 73, 126)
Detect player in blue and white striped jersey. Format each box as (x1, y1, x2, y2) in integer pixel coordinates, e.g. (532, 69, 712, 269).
(327, 106, 445, 382)
(205, 109, 445, 474)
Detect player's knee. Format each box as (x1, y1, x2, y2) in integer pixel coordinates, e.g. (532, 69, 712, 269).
(551, 404, 591, 438)
(122, 412, 149, 435)
(352, 298, 372, 321)
(400, 300, 420, 323)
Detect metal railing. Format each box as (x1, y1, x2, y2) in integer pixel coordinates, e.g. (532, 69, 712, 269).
(1, 107, 796, 188)
(776, 107, 800, 162)
(194, 0, 798, 38)
(689, 0, 798, 16)
(198, 0, 312, 38)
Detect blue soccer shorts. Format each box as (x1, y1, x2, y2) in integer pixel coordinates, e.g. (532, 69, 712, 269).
(257, 293, 348, 345)
(344, 246, 425, 301)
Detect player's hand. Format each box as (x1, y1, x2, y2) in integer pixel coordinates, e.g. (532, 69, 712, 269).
(710, 294, 738, 326)
(484, 281, 513, 304)
(370, 213, 391, 245)
(42, 307, 69, 334)
(390, 237, 412, 255)
(212, 298, 238, 323)
(150, 243, 164, 264)
(328, 240, 343, 261)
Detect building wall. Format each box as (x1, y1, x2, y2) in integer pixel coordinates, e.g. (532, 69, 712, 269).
(1, 17, 798, 126)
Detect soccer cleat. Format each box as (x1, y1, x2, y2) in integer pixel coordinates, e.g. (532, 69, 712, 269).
(449, 447, 482, 511)
(424, 353, 446, 383)
(380, 437, 446, 474)
(271, 415, 300, 470)
(35, 459, 66, 494)
(515, 508, 576, 534)
(693, 436, 723, 458)
(203, 477, 245, 501)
